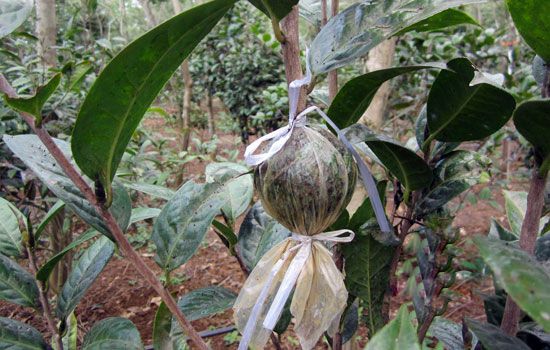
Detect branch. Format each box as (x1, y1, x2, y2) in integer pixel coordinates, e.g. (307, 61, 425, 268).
(0, 74, 209, 350)
(280, 6, 306, 113)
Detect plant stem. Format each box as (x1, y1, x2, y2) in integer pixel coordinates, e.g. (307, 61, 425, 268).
(327, 0, 339, 102)
(280, 6, 306, 113)
(26, 244, 63, 350)
(0, 74, 209, 350)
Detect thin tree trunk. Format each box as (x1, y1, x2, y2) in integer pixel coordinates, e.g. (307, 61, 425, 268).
(359, 38, 397, 129)
(36, 0, 57, 66)
(138, 0, 158, 27)
(327, 0, 339, 102)
(281, 6, 307, 113)
(206, 91, 215, 137)
(119, 0, 126, 39)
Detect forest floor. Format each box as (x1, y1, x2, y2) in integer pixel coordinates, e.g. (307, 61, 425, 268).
(0, 115, 531, 349)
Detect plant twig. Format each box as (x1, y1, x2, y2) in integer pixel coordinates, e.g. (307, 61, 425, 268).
(0, 74, 209, 350)
(327, 0, 339, 102)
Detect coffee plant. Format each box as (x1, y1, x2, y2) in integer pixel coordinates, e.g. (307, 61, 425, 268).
(0, 0, 548, 349)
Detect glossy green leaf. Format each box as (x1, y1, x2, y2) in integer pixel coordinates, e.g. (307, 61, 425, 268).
(343, 233, 395, 336)
(328, 63, 447, 129)
(425, 58, 516, 145)
(395, 9, 479, 35)
(121, 180, 175, 201)
(428, 317, 463, 350)
(364, 304, 420, 350)
(3, 135, 132, 239)
(152, 301, 173, 350)
(474, 236, 550, 332)
(309, 0, 482, 74)
(366, 136, 433, 191)
(72, 0, 235, 200)
(130, 207, 161, 223)
(205, 162, 253, 221)
(152, 179, 228, 272)
(513, 100, 550, 173)
(212, 220, 238, 250)
(488, 219, 517, 241)
(170, 286, 237, 344)
(506, 0, 550, 61)
(0, 0, 33, 38)
(415, 151, 490, 216)
(34, 201, 65, 241)
(237, 202, 291, 271)
(503, 190, 527, 236)
(82, 317, 143, 350)
(0, 197, 23, 257)
(0, 317, 47, 349)
(0, 253, 39, 308)
(56, 236, 115, 320)
(466, 318, 530, 350)
(248, 0, 298, 21)
(4, 73, 61, 121)
(36, 229, 100, 282)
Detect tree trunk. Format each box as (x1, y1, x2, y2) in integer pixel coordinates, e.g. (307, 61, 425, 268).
(359, 38, 397, 129)
(327, 0, 339, 102)
(119, 0, 126, 39)
(36, 0, 57, 66)
(206, 91, 215, 137)
(281, 6, 307, 113)
(138, 0, 158, 27)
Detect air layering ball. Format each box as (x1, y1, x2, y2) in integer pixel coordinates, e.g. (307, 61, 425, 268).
(254, 125, 357, 235)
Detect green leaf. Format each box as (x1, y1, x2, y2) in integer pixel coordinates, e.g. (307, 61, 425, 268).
(349, 181, 387, 232)
(0, 0, 33, 38)
(248, 0, 298, 21)
(343, 233, 395, 336)
(536, 235, 550, 262)
(506, 0, 550, 61)
(34, 201, 65, 241)
(3, 135, 132, 239)
(0, 253, 39, 308)
(56, 236, 115, 320)
(205, 162, 253, 221)
(488, 219, 518, 241)
(0, 317, 47, 349)
(428, 317, 463, 350)
(152, 301, 173, 350)
(152, 179, 228, 272)
(212, 220, 238, 250)
(366, 136, 433, 191)
(36, 229, 100, 282)
(309, 0, 482, 74)
(364, 304, 421, 350)
(0, 197, 24, 257)
(66, 61, 93, 91)
(72, 0, 235, 200)
(121, 180, 175, 201)
(82, 317, 143, 350)
(474, 236, 550, 332)
(130, 207, 161, 223)
(60, 313, 78, 350)
(4, 73, 61, 122)
(395, 9, 479, 35)
(513, 100, 550, 173)
(328, 63, 447, 129)
(424, 58, 516, 145)
(341, 303, 359, 344)
(415, 151, 490, 216)
(503, 190, 527, 236)
(466, 318, 530, 350)
(237, 202, 291, 271)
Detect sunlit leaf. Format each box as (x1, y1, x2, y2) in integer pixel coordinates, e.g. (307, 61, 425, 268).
(0, 0, 33, 38)
(0, 197, 24, 257)
(364, 305, 420, 349)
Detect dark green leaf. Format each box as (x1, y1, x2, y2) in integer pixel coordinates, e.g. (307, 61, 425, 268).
(0, 0, 34, 38)
(474, 236, 550, 332)
(428, 317, 463, 350)
(212, 220, 238, 249)
(4, 74, 61, 121)
(513, 100, 550, 173)
(395, 9, 479, 35)
(0, 253, 39, 308)
(36, 229, 100, 282)
(248, 0, 298, 21)
(121, 180, 175, 201)
(205, 162, 253, 221)
(0, 197, 24, 257)
(365, 136, 433, 191)
(343, 233, 395, 336)
(72, 0, 235, 200)
(481, 293, 507, 326)
(66, 61, 93, 91)
(488, 219, 517, 241)
(535, 235, 550, 262)
(341, 303, 359, 344)
(517, 323, 550, 349)
(237, 202, 291, 271)
(3, 135, 132, 239)
(56, 236, 115, 320)
(425, 58, 516, 145)
(506, 0, 550, 61)
(34, 201, 65, 241)
(82, 317, 143, 350)
(364, 305, 420, 350)
(0, 317, 47, 349)
(309, 0, 482, 74)
(466, 318, 530, 350)
(328, 63, 446, 129)
(415, 151, 490, 216)
(152, 302, 173, 350)
(152, 180, 228, 272)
